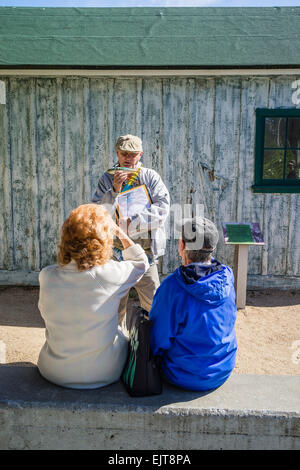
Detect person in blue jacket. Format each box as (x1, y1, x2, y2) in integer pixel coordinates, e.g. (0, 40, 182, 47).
(149, 216, 237, 391)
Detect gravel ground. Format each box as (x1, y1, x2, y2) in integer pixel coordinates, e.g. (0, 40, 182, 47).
(0, 286, 299, 375)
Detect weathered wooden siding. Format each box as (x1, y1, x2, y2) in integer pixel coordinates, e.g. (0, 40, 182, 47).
(0, 75, 299, 284)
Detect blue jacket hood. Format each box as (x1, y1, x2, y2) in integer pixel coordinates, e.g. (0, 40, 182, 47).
(174, 259, 234, 304)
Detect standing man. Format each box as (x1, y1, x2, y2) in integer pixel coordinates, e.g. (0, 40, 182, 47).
(92, 134, 170, 324)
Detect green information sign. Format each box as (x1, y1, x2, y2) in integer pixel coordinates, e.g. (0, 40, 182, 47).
(222, 222, 264, 245)
(225, 224, 254, 244)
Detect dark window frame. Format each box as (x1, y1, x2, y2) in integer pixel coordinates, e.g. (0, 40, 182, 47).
(252, 108, 300, 193)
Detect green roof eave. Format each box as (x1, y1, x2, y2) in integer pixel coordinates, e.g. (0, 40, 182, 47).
(1, 6, 300, 68)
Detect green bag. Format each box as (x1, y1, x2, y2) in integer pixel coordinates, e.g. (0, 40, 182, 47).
(121, 306, 162, 397)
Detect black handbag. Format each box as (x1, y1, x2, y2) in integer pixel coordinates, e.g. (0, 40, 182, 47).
(121, 306, 162, 397)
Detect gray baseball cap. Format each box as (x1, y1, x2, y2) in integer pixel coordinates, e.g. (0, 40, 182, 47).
(175, 216, 219, 252)
(116, 134, 143, 152)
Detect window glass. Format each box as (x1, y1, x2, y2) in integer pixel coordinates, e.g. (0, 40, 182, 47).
(263, 149, 284, 179)
(254, 109, 300, 192)
(286, 150, 300, 179)
(264, 117, 286, 147)
(287, 118, 300, 148)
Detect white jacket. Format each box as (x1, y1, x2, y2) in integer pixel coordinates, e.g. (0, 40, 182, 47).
(37, 244, 149, 389)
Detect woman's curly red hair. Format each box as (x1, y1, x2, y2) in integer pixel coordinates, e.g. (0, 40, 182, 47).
(58, 204, 114, 271)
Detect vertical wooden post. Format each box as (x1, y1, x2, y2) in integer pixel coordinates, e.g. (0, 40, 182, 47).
(234, 244, 249, 309)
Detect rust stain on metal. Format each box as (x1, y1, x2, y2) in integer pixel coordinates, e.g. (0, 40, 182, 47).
(189, 187, 194, 204)
(208, 170, 215, 181)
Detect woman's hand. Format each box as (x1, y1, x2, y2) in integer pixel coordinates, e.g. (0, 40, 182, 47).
(112, 221, 134, 249)
(113, 220, 126, 239)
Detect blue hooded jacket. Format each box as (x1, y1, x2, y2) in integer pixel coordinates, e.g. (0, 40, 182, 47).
(149, 259, 237, 391)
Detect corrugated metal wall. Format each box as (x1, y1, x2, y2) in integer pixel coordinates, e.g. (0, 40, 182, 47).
(0, 75, 299, 284)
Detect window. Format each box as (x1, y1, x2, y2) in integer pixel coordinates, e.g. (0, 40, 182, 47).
(253, 108, 300, 193)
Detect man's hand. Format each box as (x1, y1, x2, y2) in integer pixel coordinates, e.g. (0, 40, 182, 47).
(113, 171, 131, 193)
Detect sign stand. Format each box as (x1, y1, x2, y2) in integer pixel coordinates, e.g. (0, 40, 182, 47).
(234, 244, 249, 309)
(222, 222, 264, 310)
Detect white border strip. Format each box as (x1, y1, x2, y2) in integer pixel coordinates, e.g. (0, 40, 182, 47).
(0, 80, 5, 103)
(1, 68, 300, 77)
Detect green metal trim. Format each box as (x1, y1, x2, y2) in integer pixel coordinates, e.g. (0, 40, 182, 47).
(264, 147, 300, 150)
(254, 110, 265, 186)
(252, 185, 300, 193)
(256, 108, 300, 117)
(257, 179, 300, 186)
(254, 108, 300, 191)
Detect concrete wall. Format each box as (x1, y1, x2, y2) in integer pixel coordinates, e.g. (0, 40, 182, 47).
(0, 366, 299, 450)
(0, 74, 300, 286)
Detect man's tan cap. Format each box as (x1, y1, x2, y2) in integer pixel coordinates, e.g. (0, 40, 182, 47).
(116, 134, 143, 152)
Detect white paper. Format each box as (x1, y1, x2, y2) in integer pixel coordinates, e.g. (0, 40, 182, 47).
(117, 185, 151, 219)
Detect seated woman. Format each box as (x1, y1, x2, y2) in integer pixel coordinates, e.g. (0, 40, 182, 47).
(37, 203, 149, 389)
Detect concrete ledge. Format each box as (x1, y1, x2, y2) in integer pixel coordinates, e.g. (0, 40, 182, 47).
(0, 366, 299, 450)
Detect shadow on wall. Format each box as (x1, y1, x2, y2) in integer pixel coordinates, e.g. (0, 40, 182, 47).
(246, 289, 300, 308)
